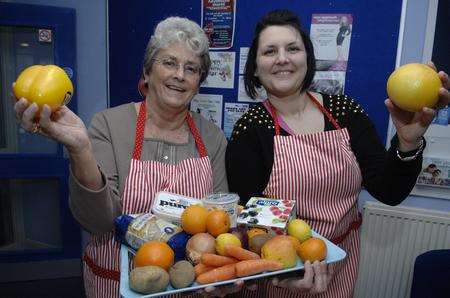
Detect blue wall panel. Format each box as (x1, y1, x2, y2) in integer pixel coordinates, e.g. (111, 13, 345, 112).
(109, 0, 402, 142)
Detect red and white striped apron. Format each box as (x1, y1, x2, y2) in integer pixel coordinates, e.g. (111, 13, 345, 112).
(82, 100, 213, 297)
(239, 92, 363, 298)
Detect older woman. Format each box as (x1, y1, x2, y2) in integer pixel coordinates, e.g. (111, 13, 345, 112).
(14, 17, 229, 297)
(226, 9, 449, 298)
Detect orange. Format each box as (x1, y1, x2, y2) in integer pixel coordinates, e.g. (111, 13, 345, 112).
(133, 240, 174, 271)
(206, 210, 230, 237)
(297, 237, 327, 263)
(387, 63, 442, 112)
(247, 228, 267, 239)
(181, 205, 209, 235)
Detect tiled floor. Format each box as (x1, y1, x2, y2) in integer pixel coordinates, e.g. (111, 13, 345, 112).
(1, 277, 85, 298)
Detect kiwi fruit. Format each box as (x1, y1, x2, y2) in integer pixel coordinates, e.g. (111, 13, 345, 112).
(249, 233, 273, 254)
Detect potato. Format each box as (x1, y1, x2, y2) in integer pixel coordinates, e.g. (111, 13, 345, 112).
(129, 266, 169, 294)
(249, 233, 273, 254)
(169, 260, 195, 289)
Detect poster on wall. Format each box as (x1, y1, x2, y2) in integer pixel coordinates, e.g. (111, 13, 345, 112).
(201, 0, 236, 50)
(237, 76, 266, 102)
(416, 157, 450, 188)
(310, 14, 353, 95)
(310, 71, 346, 95)
(432, 107, 450, 126)
(201, 51, 235, 89)
(237, 47, 267, 102)
(239, 47, 249, 75)
(190, 94, 223, 127)
(388, 104, 450, 199)
(224, 102, 249, 139)
(416, 108, 450, 191)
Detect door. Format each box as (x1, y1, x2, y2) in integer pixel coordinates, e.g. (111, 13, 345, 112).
(0, 3, 81, 282)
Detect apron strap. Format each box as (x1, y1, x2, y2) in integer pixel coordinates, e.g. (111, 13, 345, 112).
(266, 100, 281, 136)
(331, 212, 362, 245)
(267, 91, 341, 136)
(132, 100, 147, 160)
(132, 101, 208, 160)
(83, 253, 120, 281)
(307, 92, 341, 130)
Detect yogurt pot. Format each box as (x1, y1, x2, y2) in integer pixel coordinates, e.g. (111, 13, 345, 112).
(203, 193, 240, 227)
(152, 191, 203, 224)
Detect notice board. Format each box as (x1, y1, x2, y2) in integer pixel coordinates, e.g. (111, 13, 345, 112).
(108, 0, 402, 143)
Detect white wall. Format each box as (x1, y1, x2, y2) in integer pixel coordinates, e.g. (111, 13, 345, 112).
(359, 0, 450, 213)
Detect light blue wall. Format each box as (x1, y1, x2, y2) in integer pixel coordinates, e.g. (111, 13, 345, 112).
(359, 0, 450, 213)
(5, 0, 108, 124)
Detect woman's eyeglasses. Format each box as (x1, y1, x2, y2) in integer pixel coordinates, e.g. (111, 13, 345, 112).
(152, 57, 202, 77)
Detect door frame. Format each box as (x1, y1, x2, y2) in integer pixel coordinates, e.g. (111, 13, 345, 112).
(0, 2, 81, 281)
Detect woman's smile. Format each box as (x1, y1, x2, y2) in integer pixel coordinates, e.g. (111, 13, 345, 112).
(165, 83, 186, 93)
(272, 69, 294, 76)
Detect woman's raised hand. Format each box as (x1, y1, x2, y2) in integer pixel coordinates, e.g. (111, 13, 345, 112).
(14, 97, 91, 155)
(386, 62, 450, 151)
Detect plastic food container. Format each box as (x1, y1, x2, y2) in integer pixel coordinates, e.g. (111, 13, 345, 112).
(203, 193, 240, 227)
(115, 213, 182, 250)
(237, 197, 297, 235)
(151, 191, 203, 224)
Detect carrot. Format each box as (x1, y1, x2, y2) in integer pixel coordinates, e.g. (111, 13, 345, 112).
(194, 263, 216, 277)
(196, 263, 236, 284)
(201, 253, 238, 267)
(235, 259, 284, 277)
(225, 245, 261, 261)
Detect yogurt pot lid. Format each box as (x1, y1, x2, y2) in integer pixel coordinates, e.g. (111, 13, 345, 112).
(204, 193, 239, 204)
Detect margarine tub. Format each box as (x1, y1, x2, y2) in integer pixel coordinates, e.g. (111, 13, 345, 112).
(151, 191, 203, 224)
(203, 193, 240, 227)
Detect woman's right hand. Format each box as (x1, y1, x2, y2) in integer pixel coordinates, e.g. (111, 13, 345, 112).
(271, 260, 333, 294)
(14, 97, 91, 155)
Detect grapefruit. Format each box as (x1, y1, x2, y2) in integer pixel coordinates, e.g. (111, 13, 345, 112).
(387, 63, 441, 112)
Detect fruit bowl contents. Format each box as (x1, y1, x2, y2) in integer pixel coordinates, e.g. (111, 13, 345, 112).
(117, 193, 346, 298)
(120, 231, 346, 298)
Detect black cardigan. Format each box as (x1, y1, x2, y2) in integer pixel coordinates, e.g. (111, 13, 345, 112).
(226, 93, 423, 205)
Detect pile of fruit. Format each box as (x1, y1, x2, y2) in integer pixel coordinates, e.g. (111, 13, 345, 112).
(128, 205, 327, 295)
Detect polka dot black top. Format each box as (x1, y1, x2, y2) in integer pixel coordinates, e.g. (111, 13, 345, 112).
(226, 93, 423, 205)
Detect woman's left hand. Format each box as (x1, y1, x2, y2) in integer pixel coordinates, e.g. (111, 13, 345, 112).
(385, 62, 450, 151)
(194, 280, 247, 297)
(271, 261, 334, 294)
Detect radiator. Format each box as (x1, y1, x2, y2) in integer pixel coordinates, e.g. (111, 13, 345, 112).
(354, 202, 450, 298)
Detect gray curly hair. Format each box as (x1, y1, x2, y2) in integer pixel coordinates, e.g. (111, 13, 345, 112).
(143, 17, 210, 84)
